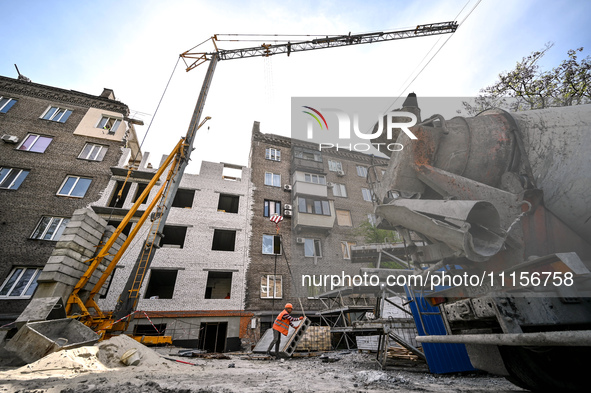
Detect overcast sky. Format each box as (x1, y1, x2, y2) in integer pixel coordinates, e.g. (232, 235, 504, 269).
(2, 0, 590, 174)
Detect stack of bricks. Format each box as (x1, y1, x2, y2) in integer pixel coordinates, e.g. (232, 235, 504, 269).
(35, 208, 126, 304)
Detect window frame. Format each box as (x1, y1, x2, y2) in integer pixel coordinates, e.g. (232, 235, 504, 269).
(0, 96, 17, 113)
(304, 238, 322, 258)
(328, 160, 343, 172)
(263, 199, 281, 217)
(341, 241, 356, 260)
(0, 267, 41, 299)
(78, 143, 108, 161)
(262, 234, 282, 255)
(17, 134, 53, 153)
(361, 188, 374, 202)
(332, 183, 347, 197)
(356, 165, 368, 178)
(31, 216, 70, 241)
(261, 274, 282, 299)
(264, 172, 281, 187)
(0, 167, 29, 190)
(303, 173, 326, 185)
(57, 175, 92, 198)
(97, 115, 122, 134)
(41, 106, 72, 123)
(297, 197, 331, 216)
(265, 148, 281, 161)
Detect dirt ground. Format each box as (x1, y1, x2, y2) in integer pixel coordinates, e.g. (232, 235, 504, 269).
(0, 335, 525, 393)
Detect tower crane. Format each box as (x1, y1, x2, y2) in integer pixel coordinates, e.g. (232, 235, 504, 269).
(64, 21, 458, 339)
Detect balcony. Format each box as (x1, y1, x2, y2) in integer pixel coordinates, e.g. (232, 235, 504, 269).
(293, 200, 336, 233)
(293, 181, 327, 198)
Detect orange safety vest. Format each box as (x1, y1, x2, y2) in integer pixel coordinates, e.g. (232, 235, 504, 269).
(272, 309, 291, 336)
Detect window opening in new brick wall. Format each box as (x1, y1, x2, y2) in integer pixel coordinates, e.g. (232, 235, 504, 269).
(218, 194, 239, 213)
(161, 225, 187, 248)
(144, 269, 178, 299)
(205, 271, 233, 299)
(172, 188, 195, 208)
(109, 180, 131, 208)
(132, 183, 149, 205)
(212, 229, 236, 251)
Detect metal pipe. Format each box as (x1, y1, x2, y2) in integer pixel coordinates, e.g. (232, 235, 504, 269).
(416, 330, 591, 346)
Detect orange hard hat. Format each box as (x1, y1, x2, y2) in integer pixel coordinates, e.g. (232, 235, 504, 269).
(285, 303, 293, 309)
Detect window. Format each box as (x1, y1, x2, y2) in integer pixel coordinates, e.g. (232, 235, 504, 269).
(332, 183, 347, 197)
(304, 173, 326, 185)
(109, 180, 131, 207)
(263, 200, 281, 217)
(134, 323, 166, 336)
(304, 238, 322, 258)
(212, 229, 237, 251)
(0, 267, 41, 298)
(336, 210, 352, 226)
(356, 166, 368, 178)
(78, 143, 108, 161)
(265, 148, 281, 161)
(144, 269, 177, 299)
(298, 197, 331, 216)
(42, 106, 72, 123)
(341, 241, 356, 259)
(264, 172, 281, 187)
(0, 97, 17, 113)
(172, 189, 195, 208)
(361, 188, 374, 202)
(218, 194, 240, 213)
(31, 217, 69, 241)
(328, 160, 342, 172)
(97, 115, 122, 134)
(132, 183, 149, 205)
(160, 226, 187, 248)
(0, 167, 29, 190)
(262, 234, 282, 255)
(261, 275, 282, 298)
(294, 148, 322, 162)
(205, 271, 233, 299)
(17, 134, 52, 153)
(58, 176, 92, 198)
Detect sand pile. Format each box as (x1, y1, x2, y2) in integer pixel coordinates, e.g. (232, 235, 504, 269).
(97, 334, 168, 368)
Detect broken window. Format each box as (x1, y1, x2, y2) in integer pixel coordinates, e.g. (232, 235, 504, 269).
(144, 269, 178, 299)
(218, 194, 239, 213)
(204, 271, 233, 299)
(42, 106, 72, 123)
(336, 210, 352, 226)
(341, 241, 356, 259)
(17, 134, 53, 153)
(263, 200, 281, 217)
(108, 180, 131, 207)
(262, 234, 282, 255)
(261, 275, 282, 298)
(160, 225, 187, 248)
(0, 167, 29, 190)
(0, 267, 41, 298)
(31, 217, 69, 241)
(97, 115, 121, 134)
(172, 188, 194, 208)
(304, 238, 322, 258)
(212, 229, 236, 251)
(132, 183, 149, 205)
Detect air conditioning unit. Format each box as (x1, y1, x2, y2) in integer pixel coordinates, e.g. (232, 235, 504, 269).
(336, 170, 345, 176)
(284, 210, 293, 217)
(327, 182, 334, 188)
(296, 237, 305, 244)
(1, 134, 19, 144)
(284, 204, 293, 211)
(284, 184, 292, 191)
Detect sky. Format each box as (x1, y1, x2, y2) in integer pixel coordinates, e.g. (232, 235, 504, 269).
(2, 0, 590, 174)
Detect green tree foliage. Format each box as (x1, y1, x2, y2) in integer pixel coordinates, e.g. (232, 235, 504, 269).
(354, 220, 406, 269)
(464, 43, 591, 115)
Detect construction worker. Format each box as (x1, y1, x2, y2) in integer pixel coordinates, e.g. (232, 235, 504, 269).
(266, 303, 303, 359)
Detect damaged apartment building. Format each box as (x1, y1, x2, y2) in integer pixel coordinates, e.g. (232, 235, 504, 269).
(0, 74, 141, 326)
(91, 156, 253, 352)
(245, 121, 390, 336)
